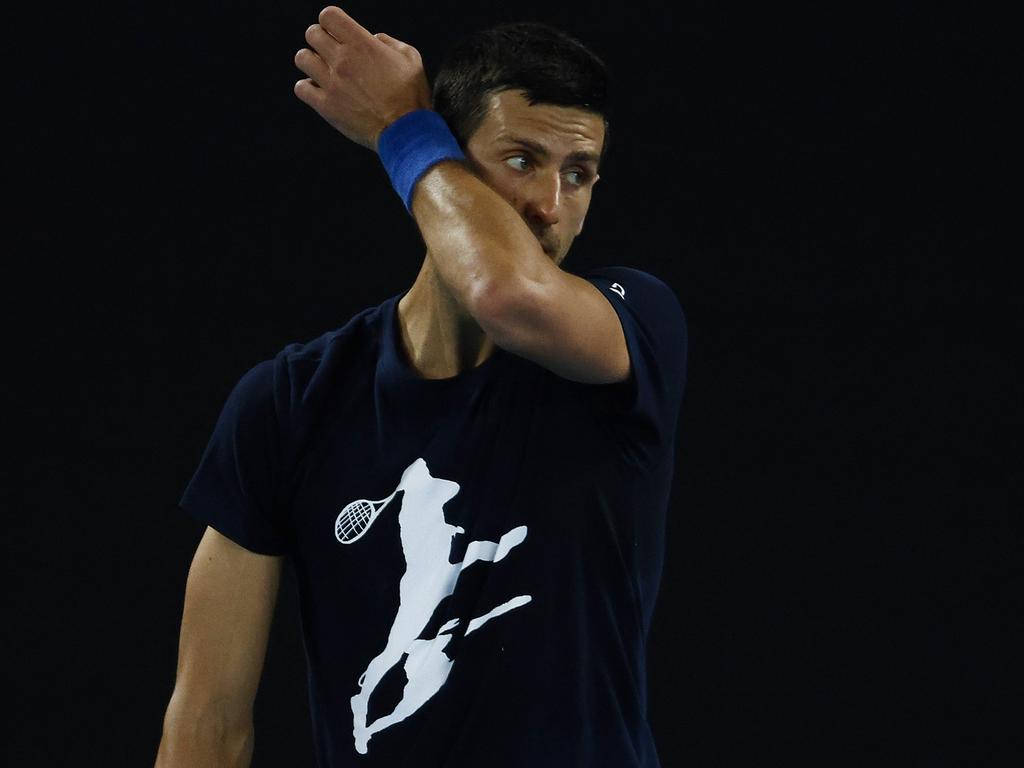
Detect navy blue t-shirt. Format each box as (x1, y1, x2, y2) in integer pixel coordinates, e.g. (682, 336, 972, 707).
(178, 266, 688, 767)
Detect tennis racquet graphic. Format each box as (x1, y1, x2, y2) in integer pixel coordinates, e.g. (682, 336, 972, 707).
(335, 490, 398, 544)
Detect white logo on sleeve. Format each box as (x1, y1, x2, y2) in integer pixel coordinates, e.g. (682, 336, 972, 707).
(340, 457, 531, 755)
(610, 282, 626, 299)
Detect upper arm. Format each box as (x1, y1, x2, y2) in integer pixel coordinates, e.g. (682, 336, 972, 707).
(169, 526, 283, 726)
(480, 268, 630, 385)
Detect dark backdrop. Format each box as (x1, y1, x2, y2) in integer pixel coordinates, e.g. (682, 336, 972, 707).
(10, 1, 1012, 766)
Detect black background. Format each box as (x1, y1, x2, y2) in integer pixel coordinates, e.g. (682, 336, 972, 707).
(9, 1, 1014, 765)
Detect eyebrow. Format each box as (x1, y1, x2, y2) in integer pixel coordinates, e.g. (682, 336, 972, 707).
(500, 135, 600, 168)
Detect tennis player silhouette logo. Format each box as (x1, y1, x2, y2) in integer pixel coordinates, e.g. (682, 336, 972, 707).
(335, 457, 531, 755)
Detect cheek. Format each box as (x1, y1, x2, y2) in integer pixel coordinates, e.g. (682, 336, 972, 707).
(568, 202, 588, 235)
(481, 169, 521, 206)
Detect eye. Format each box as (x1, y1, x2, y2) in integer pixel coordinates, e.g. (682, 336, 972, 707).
(505, 155, 531, 171)
(566, 170, 587, 187)
(504, 155, 591, 188)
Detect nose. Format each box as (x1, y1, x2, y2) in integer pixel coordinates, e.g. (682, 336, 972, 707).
(523, 169, 561, 228)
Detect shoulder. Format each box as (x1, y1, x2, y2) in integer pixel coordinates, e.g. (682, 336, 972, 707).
(255, 296, 394, 438)
(272, 298, 389, 396)
(574, 265, 688, 340)
(211, 297, 391, 433)
(577, 264, 689, 399)
(275, 302, 382, 373)
(577, 265, 683, 307)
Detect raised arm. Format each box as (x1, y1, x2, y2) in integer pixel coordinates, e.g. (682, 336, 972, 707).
(293, 7, 628, 385)
(155, 526, 283, 767)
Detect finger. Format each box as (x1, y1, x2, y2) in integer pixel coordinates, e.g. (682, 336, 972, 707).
(374, 32, 419, 62)
(294, 78, 326, 110)
(375, 32, 412, 52)
(294, 47, 329, 85)
(318, 5, 374, 46)
(305, 23, 341, 60)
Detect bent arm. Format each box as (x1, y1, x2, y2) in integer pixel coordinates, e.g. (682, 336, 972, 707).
(155, 526, 283, 767)
(410, 160, 628, 384)
(410, 159, 552, 323)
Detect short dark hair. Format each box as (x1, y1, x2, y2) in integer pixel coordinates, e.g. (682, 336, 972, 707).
(431, 21, 612, 168)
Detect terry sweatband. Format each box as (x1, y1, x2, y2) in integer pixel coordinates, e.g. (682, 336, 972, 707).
(377, 109, 466, 215)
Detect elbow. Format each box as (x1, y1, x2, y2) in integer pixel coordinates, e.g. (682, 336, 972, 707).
(156, 695, 254, 767)
(471, 269, 529, 347)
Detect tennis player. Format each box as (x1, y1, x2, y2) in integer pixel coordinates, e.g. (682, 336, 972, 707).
(156, 7, 687, 767)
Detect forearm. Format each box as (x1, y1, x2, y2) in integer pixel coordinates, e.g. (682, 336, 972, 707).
(155, 708, 254, 768)
(409, 159, 550, 321)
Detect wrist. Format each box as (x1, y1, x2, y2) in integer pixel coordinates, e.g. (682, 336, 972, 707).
(377, 110, 466, 215)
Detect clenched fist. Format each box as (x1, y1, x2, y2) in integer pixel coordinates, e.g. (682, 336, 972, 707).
(293, 6, 433, 152)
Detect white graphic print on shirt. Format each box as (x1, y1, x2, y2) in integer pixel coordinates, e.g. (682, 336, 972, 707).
(343, 457, 532, 755)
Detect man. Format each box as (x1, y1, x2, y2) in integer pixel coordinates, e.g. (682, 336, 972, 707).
(156, 7, 687, 767)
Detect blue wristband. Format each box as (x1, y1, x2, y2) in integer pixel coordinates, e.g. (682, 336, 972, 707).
(377, 109, 466, 215)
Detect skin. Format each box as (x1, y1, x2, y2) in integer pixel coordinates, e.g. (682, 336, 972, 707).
(156, 16, 623, 763)
(156, 530, 281, 766)
(398, 89, 604, 379)
(294, 7, 619, 382)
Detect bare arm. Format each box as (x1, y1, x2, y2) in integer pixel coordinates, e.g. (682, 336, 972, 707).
(155, 526, 283, 767)
(293, 8, 629, 384)
(410, 161, 630, 385)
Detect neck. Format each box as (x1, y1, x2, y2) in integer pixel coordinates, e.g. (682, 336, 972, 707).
(396, 252, 497, 379)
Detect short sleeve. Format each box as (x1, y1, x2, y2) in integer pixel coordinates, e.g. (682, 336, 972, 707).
(577, 266, 688, 447)
(178, 358, 292, 555)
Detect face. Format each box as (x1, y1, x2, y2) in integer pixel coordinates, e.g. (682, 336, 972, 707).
(463, 88, 604, 267)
